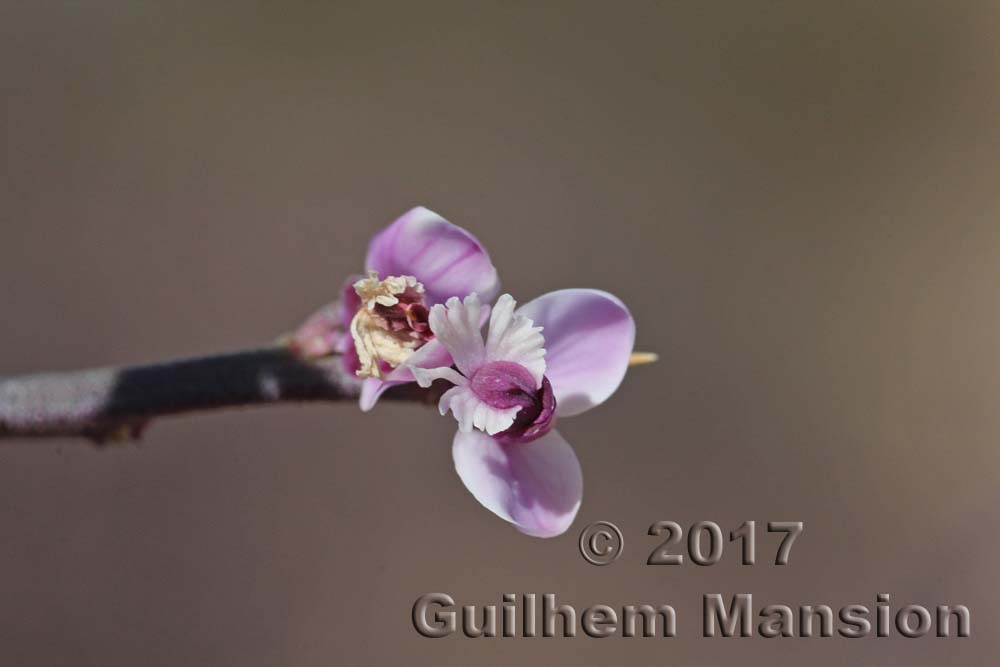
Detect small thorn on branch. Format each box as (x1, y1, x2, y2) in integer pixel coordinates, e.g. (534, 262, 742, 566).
(628, 351, 659, 366)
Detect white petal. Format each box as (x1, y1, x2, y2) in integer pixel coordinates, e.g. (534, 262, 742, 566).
(438, 385, 519, 435)
(484, 294, 546, 386)
(409, 365, 466, 389)
(437, 385, 465, 416)
(484, 294, 516, 352)
(427, 293, 486, 377)
(455, 390, 476, 433)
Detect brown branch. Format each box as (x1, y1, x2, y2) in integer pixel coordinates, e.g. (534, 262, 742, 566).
(0, 346, 435, 444)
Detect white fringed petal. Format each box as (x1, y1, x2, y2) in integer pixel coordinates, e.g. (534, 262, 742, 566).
(410, 292, 548, 435)
(437, 385, 519, 435)
(484, 294, 546, 386)
(427, 293, 486, 377)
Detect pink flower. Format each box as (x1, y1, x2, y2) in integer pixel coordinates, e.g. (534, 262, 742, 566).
(293, 206, 640, 538)
(407, 290, 635, 538)
(292, 207, 500, 405)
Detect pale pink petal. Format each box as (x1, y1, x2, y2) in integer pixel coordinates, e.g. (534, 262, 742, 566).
(337, 274, 363, 330)
(357, 338, 452, 412)
(515, 289, 635, 418)
(452, 429, 583, 538)
(359, 301, 491, 411)
(365, 207, 500, 306)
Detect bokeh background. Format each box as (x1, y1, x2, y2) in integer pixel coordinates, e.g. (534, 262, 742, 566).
(2, 1, 999, 664)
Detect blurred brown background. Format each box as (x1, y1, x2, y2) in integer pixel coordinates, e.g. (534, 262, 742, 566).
(2, 1, 999, 664)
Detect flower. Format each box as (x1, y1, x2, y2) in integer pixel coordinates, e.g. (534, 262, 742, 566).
(291, 206, 641, 538)
(407, 289, 635, 538)
(291, 207, 500, 402)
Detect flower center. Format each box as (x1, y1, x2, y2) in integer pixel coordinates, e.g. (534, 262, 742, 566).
(350, 272, 433, 378)
(469, 360, 557, 444)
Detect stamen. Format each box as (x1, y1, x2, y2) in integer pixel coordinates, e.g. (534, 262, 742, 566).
(350, 271, 432, 378)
